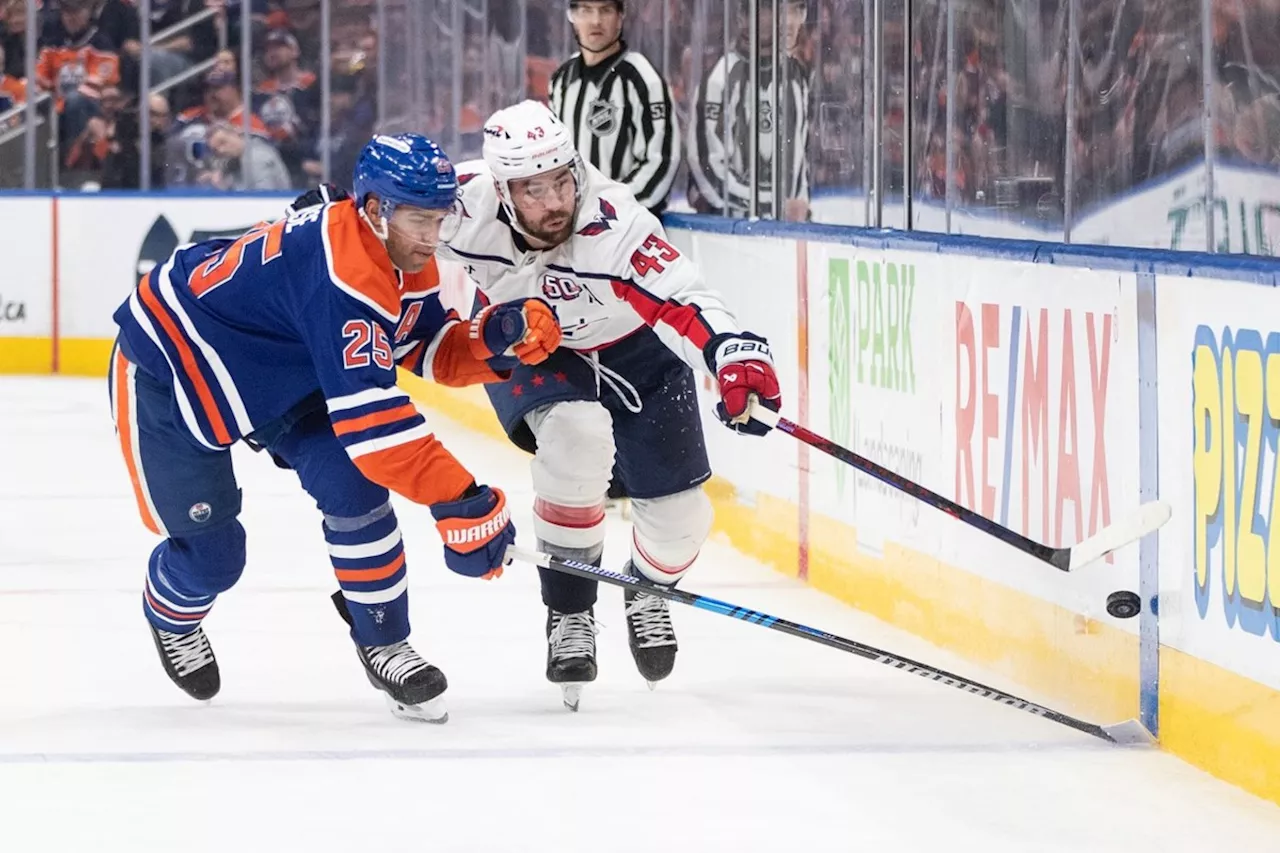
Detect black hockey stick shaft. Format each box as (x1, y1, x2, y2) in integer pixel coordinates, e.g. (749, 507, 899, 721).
(506, 546, 1143, 745)
(750, 409, 1070, 570)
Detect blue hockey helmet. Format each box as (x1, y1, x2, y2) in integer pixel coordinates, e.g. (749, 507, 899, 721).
(352, 133, 458, 221)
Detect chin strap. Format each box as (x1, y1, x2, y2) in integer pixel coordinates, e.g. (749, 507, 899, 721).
(358, 203, 392, 243)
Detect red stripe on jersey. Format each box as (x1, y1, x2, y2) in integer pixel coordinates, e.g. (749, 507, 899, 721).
(633, 530, 699, 575)
(611, 280, 714, 350)
(535, 498, 606, 530)
(137, 275, 234, 446)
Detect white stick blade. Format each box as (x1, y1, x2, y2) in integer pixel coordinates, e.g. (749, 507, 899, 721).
(1102, 719, 1157, 746)
(1068, 500, 1172, 571)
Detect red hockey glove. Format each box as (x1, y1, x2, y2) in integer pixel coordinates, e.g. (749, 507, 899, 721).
(710, 333, 782, 437)
(469, 298, 562, 365)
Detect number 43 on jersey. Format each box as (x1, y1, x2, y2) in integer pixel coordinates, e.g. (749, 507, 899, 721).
(629, 234, 680, 277)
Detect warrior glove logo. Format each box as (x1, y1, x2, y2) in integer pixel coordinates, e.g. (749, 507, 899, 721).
(441, 505, 512, 552)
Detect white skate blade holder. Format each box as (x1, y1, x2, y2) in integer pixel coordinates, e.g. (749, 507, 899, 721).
(561, 684, 584, 712)
(385, 693, 449, 724)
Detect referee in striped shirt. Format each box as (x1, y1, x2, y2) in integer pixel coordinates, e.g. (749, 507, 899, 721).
(688, 0, 811, 220)
(549, 0, 680, 216)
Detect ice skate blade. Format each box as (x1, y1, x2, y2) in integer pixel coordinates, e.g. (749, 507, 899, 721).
(645, 680, 658, 691)
(385, 693, 449, 723)
(560, 683, 584, 712)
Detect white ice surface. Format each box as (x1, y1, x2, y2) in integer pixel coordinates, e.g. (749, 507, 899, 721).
(1, 377, 1277, 852)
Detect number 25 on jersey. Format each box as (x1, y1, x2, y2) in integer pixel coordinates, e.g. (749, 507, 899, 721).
(189, 220, 285, 297)
(342, 320, 393, 370)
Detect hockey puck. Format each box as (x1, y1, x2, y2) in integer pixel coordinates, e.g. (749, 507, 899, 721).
(1106, 590, 1141, 619)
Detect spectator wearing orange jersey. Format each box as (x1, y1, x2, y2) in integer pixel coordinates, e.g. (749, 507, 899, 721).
(36, 0, 122, 148)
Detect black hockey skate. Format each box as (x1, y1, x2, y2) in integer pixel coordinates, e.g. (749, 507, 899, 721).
(331, 592, 448, 723)
(623, 562, 678, 687)
(148, 622, 220, 701)
(546, 607, 598, 712)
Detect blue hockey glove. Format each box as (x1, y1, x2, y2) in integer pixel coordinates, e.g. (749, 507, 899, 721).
(429, 484, 516, 579)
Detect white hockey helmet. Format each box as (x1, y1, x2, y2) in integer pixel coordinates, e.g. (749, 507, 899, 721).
(482, 100, 584, 234)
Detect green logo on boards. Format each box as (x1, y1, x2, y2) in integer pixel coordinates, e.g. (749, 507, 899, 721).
(828, 257, 917, 497)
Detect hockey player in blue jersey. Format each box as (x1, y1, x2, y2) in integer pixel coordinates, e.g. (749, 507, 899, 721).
(108, 133, 562, 722)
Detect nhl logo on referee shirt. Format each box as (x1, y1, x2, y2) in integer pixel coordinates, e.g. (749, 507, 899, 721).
(586, 99, 619, 136)
(188, 502, 213, 523)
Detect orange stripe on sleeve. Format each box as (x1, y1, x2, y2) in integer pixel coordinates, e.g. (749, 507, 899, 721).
(137, 275, 233, 445)
(332, 403, 420, 436)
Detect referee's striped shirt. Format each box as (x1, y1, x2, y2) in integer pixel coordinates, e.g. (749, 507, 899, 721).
(549, 42, 680, 215)
(688, 50, 811, 217)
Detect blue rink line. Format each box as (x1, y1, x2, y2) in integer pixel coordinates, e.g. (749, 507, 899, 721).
(0, 739, 1115, 766)
(662, 213, 1280, 286)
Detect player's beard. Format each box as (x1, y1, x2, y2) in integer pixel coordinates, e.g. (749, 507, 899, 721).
(516, 207, 576, 248)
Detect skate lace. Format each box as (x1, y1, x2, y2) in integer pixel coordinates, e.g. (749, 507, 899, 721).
(625, 593, 676, 648)
(549, 612, 598, 661)
(160, 628, 215, 676)
(365, 641, 431, 685)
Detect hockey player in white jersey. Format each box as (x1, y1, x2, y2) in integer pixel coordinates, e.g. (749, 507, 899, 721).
(441, 100, 782, 709)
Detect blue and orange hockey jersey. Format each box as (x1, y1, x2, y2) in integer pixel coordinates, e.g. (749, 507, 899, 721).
(112, 199, 505, 506)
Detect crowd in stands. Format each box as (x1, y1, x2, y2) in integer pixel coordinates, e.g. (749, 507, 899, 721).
(0, 0, 1276, 205)
(0, 0, 378, 189)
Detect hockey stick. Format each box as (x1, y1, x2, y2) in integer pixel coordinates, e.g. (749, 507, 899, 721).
(748, 407, 1170, 572)
(505, 545, 1153, 746)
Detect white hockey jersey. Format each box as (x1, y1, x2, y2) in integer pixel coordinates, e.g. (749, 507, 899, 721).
(438, 160, 742, 376)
